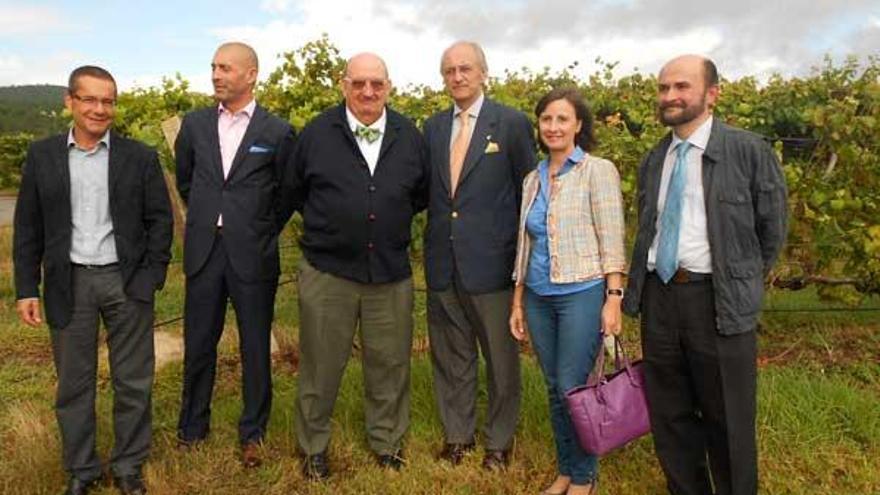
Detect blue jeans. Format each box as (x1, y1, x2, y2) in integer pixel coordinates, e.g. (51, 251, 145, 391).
(525, 283, 604, 484)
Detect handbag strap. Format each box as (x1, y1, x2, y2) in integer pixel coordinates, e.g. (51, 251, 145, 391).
(585, 335, 635, 387)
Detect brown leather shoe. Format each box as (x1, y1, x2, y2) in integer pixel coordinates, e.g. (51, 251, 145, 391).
(241, 441, 262, 468)
(481, 449, 510, 471)
(438, 441, 475, 465)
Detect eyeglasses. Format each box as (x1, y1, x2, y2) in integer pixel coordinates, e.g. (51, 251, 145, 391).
(72, 94, 117, 108)
(344, 78, 388, 91)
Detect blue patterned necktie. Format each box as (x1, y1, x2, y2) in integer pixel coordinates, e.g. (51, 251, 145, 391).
(655, 141, 693, 283)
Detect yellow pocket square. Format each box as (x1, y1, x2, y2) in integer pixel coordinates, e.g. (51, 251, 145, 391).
(484, 141, 500, 153)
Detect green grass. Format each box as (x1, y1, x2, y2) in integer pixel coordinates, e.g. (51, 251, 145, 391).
(1, 225, 878, 494)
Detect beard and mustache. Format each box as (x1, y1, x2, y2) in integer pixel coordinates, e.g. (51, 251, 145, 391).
(658, 93, 709, 127)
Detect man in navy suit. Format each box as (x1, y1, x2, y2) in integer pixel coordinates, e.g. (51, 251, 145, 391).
(14, 65, 172, 495)
(175, 42, 296, 468)
(422, 41, 536, 470)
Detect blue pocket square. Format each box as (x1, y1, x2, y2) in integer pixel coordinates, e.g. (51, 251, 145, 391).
(248, 144, 274, 153)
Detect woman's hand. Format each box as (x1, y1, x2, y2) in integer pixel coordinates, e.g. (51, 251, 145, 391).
(601, 296, 623, 336)
(509, 305, 528, 341)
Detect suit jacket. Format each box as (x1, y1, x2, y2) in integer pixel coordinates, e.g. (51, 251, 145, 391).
(623, 119, 788, 335)
(175, 104, 296, 282)
(290, 103, 428, 284)
(13, 131, 174, 329)
(423, 97, 536, 293)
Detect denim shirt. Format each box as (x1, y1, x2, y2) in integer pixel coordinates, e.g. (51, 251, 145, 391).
(525, 146, 603, 296)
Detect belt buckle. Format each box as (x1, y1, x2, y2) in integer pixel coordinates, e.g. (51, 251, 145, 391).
(672, 269, 689, 284)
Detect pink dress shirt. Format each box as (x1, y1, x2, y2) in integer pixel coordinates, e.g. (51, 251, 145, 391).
(216, 99, 256, 226)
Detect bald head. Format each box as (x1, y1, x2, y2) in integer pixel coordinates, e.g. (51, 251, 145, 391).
(656, 54, 719, 134)
(660, 54, 718, 89)
(344, 52, 389, 80)
(216, 42, 259, 72)
(342, 52, 391, 126)
(211, 42, 259, 111)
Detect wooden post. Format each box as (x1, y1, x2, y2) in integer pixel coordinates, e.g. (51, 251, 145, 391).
(160, 116, 187, 242)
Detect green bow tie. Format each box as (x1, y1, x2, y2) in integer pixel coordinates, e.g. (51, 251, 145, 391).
(355, 125, 382, 144)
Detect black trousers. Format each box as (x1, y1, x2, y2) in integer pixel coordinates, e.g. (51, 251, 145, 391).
(177, 235, 277, 444)
(51, 265, 154, 481)
(641, 273, 758, 495)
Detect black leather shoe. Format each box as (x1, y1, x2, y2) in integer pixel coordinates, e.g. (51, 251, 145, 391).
(113, 474, 146, 495)
(438, 441, 475, 465)
(481, 449, 510, 471)
(63, 477, 98, 495)
(376, 450, 405, 471)
(302, 452, 330, 480)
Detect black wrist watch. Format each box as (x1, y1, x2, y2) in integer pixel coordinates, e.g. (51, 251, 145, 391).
(606, 288, 624, 297)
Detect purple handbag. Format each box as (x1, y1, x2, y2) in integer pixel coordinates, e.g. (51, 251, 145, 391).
(564, 336, 651, 456)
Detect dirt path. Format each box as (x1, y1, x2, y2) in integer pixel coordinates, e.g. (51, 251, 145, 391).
(0, 195, 16, 226)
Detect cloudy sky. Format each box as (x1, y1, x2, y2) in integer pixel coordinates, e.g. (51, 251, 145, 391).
(1, 0, 878, 92)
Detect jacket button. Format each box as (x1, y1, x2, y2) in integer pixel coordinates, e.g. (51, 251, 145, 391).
(367, 242, 374, 250)
(368, 213, 376, 221)
(449, 235, 454, 241)
(369, 184, 376, 192)
(451, 211, 458, 219)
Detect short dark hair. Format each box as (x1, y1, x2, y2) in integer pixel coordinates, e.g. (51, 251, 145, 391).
(703, 58, 719, 87)
(534, 87, 596, 153)
(67, 65, 117, 95)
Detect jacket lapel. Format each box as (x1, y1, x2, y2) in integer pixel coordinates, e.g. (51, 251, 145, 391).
(53, 134, 72, 224)
(456, 98, 498, 190)
(376, 108, 399, 167)
(108, 131, 126, 200)
(206, 109, 224, 182)
(700, 118, 725, 210)
(436, 107, 454, 196)
(645, 133, 672, 222)
(225, 104, 268, 183)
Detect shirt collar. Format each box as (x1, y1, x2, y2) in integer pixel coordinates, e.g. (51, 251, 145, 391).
(538, 145, 585, 173)
(218, 98, 256, 117)
(346, 106, 387, 134)
(670, 115, 713, 155)
(67, 128, 111, 151)
(453, 92, 485, 119)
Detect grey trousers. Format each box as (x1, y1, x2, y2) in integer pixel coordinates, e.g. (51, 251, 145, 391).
(427, 273, 521, 451)
(294, 259, 413, 456)
(50, 265, 154, 481)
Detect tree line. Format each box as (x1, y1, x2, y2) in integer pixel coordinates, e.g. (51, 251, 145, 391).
(1, 36, 877, 301)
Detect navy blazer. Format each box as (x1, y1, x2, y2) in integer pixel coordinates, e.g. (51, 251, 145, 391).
(175, 104, 296, 282)
(13, 131, 173, 329)
(422, 97, 536, 293)
(623, 119, 788, 335)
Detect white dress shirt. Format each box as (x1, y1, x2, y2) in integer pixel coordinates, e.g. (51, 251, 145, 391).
(647, 116, 714, 274)
(347, 107, 386, 175)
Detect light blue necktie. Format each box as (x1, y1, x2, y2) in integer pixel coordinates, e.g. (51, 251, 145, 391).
(655, 141, 693, 284)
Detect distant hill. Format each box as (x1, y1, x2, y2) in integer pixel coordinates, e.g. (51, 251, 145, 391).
(0, 84, 67, 137)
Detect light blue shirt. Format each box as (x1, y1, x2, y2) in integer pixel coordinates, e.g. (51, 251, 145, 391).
(525, 146, 602, 296)
(68, 129, 118, 265)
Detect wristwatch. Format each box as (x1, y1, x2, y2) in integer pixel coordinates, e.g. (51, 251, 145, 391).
(606, 288, 624, 297)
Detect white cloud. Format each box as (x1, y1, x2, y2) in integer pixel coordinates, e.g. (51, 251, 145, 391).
(260, 0, 298, 14)
(0, 50, 82, 87)
(0, 5, 68, 35)
(203, 1, 731, 94)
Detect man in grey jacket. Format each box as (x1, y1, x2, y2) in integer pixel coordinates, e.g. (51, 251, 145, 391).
(623, 55, 787, 495)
